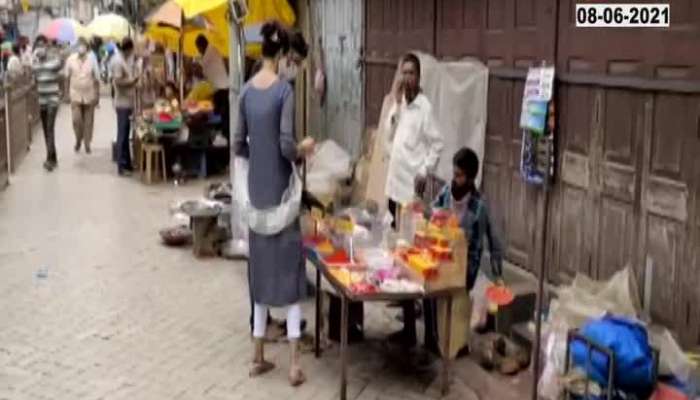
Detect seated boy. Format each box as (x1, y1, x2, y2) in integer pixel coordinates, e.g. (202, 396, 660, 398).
(399, 147, 504, 352)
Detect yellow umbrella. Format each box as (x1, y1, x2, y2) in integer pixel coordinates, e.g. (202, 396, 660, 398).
(88, 13, 131, 40)
(146, 0, 183, 28)
(173, 0, 227, 19)
(243, 0, 296, 59)
(145, 25, 227, 57)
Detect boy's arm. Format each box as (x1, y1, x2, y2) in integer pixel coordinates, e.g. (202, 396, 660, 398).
(481, 202, 504, 279)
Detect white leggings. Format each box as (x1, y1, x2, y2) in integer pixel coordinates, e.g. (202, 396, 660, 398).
(253, 303, 302, 340)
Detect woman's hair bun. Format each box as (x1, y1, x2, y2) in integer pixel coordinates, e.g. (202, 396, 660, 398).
(260, 20, 289, 58)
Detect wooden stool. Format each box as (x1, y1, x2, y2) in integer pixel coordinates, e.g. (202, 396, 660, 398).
(139, 143, 167, 184)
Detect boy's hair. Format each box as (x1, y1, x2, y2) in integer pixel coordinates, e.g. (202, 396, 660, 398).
(453, 148, 479, 180)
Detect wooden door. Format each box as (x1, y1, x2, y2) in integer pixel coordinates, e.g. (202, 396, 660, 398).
(641, 94, 699, 345)
(364, 0, 435, 127)
(551, 0, 700, 344)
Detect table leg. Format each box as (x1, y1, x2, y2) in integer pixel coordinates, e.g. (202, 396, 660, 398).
(315, 268, 322, 358)
(340, 295, 349, 400)
(442, 296, 453, 396)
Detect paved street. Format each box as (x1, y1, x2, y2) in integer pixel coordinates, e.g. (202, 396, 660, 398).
(0, 100, 524, 400)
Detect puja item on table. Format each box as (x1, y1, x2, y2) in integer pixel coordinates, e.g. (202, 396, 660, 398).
(153, 98, 180, 121)
(184, 99, 214, 115)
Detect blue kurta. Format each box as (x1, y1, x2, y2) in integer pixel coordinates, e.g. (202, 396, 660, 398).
(234, 79, 305, 307)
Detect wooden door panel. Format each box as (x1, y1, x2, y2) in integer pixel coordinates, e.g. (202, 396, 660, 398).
(482, 0, 557, 67)
(564, 86, 594, 154)
(436, 0, 482, 58)
(603, 90, 638, 166)
(595, 89, 642, 278)
(485, 78, 511, 166)
(509, 81, 525, 168)
(558, 0, 700, 80)
(651, 94, 694, 181)
(483, 78, 512, 240)
(597, 198, 635, 279)
(505, 171, 532, 266)
(365, 0, 434, 57)
(483, 163, 505, 239)
(641, 93, 698, 344)
(646, 215, 684, 329)
(364, 64, 395, 128)
(557, 186, 590, 277)
(550, 85, 596, 281)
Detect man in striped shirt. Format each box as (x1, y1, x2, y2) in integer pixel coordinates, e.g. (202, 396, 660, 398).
(32, 35, 63, 171)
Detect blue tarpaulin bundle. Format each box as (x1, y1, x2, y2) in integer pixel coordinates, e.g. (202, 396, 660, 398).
(570, 316, 655, 397)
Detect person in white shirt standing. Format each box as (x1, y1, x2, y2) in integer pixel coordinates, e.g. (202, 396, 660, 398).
(383, 53, 444, 348)
(384, 53, 444, 226)
(195, 35, 229, 142)
(64, 37, 100, 153)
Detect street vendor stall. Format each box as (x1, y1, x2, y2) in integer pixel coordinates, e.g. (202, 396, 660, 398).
(134, 96, 228, 180)
(302, 203, 469, 400)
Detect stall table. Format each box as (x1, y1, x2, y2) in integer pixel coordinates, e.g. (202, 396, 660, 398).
(306, 249, 466, 400)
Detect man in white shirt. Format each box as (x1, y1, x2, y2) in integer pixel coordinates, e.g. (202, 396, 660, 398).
(196, 35, 230, 142)
(64, 37, 100, 153)
(383, 53, 444, 348)
(6, 44, 22, 78)
(384, 53, 444, 224)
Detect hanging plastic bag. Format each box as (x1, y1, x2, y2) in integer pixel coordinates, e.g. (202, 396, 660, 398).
(470, 271, 492, 329)
(229, 157, 250, 257)
(234, 156, 302, 235)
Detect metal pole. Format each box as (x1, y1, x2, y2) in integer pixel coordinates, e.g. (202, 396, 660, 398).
(531, 72, 556, 400)
(227, 0, 247, 258)
(5, 83, 12, 183)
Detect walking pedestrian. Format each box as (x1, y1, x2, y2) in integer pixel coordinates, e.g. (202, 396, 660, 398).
(110, 37, 137, 176)
(233, 21, 315, 386)
(64, 37, 100, 154)
(31, 35, 63, 171)
(6, 44, 22, 79)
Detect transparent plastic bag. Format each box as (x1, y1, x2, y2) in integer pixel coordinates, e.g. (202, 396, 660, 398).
(469, 272, 492, 329)
(234, 156, 302, 235)
(538, 323, 569, 400)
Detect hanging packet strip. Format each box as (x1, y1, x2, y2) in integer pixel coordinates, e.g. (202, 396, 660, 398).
(519, 66, 555, 132)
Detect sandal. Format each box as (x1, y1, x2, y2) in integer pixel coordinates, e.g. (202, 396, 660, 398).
(249, 360, 275, 377)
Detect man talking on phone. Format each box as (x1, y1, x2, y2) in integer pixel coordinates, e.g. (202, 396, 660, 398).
(384, 53, 444, 224)
(383, 53, 444, 347)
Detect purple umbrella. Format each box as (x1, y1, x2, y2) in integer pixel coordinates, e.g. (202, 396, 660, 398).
(41, 18, 86, 44)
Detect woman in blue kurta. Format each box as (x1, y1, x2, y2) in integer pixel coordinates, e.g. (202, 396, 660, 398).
(233, 22, 315, 386)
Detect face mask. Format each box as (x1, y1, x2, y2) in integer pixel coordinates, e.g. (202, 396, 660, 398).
(279, 58, 299, 81)
(78, 45, 87, 55)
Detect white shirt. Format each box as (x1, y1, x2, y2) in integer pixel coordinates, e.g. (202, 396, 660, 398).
(64, 52, 99, 104)
(201, 46, 228, 90)
(383, 93, 444, 204)
(6, 55, 22, 76)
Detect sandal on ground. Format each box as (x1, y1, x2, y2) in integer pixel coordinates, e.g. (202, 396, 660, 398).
(288, 367, 306, 387)
(249, 360, 275, 377)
